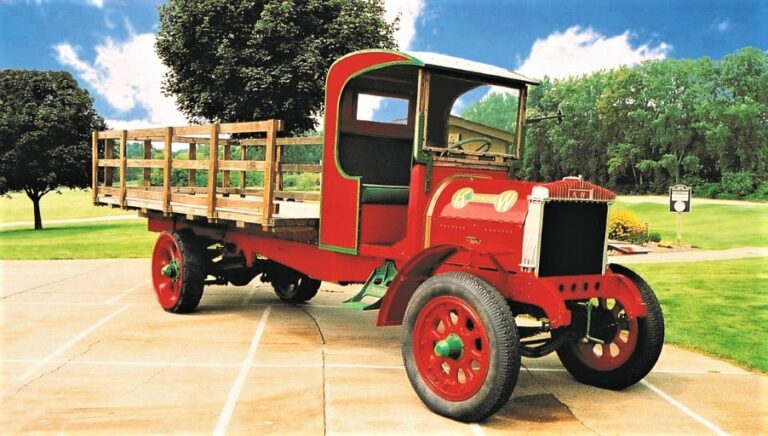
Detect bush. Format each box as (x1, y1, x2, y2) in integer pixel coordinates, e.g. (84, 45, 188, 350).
(747, 181, 768, 201)
(694, 182, 721, 199)
(720, 171, 757, 198)
(608, 209, 649, 244)
(649, 231, 662, 243)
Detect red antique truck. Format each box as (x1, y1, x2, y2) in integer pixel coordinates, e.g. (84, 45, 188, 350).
(92, 50, 664, 422)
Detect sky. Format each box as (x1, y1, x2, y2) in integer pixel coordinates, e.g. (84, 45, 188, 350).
(1, 0, 765, 129)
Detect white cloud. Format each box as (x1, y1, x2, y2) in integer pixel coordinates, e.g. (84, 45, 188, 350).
(54, 33, 187, 129)
(712, 19, 731, 33)
(516, 26, 671, 80)
(86, 0, 104, 8)
(384, 0, 424, 50)
(351, 1, 424, 124)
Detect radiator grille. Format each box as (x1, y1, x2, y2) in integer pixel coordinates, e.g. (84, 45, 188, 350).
(537, 201, 608, 277)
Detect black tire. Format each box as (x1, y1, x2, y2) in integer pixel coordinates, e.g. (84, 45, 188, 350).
(273, 275, 321, 303)
(556, 263, 664, 390)
(402, 272, 520, 422)
(151, 230, 206, 314)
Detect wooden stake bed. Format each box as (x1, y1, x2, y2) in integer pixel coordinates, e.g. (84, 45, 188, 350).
(92, 120, 322, 232)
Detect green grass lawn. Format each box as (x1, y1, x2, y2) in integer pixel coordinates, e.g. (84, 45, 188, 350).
(1, 189, 132, 223)
(630, 258, 768, 373)
(613, 200, 768, 249)
(0, 221, 155, 259)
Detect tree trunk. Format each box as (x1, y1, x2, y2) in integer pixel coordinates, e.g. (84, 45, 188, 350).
(25, 190, 43, 230)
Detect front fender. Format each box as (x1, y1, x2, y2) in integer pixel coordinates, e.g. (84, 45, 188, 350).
(376, 245, 459, 326)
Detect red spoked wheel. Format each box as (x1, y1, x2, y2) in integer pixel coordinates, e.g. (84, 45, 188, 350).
(413, 296, 490, 401)
(402, 272, 520, 422)
(151, 231, 205, 313)
(571, 298, 639, 371)
(556, 264, 664, 390)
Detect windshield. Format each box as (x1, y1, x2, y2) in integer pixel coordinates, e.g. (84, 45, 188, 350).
(448, 85, 520, 155)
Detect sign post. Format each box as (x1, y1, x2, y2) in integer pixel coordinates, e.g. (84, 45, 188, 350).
(668, 184, 692, 246)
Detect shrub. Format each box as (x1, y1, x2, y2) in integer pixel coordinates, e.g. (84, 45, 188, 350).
(747, 181, 768, 201)
(720, 171, 757, 198)
(608, 209, 649, 244)
(649, 231, 662, 243)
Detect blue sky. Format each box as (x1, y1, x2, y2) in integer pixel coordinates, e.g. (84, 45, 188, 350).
(1, 0, 765, 128)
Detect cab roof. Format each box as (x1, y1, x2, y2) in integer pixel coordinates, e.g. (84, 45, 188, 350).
(405, 51, 538, 87)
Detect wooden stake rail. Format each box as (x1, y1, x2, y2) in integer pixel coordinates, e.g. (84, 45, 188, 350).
(92, 120, 322, 227)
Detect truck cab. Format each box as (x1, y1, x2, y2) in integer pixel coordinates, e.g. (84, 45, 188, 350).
(319, 50, 534, 256)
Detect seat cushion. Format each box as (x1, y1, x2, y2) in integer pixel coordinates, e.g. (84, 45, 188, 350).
(361, 184, 410, 204)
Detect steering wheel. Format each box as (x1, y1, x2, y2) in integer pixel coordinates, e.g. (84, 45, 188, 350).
(449, 136, 492, 153)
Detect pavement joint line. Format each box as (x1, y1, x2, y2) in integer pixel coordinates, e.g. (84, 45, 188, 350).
(105, 283, 147, 304)
(470, 423, 486, 436)
(214, 305, 272, 436)
(522, 367, 750, 376)
(0, 266, 106, 300)
(640, 380, 729, 436)
(15, 304, 132, 383)
(0, 358, 751, 376)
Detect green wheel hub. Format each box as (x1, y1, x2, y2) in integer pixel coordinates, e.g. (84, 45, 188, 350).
(161, 259, 179, 280)
(434, 333, 464, 359)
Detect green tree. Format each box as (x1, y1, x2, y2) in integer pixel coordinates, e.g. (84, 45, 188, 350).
(0, 70, 105, 229)
(156, 0, 397, 133)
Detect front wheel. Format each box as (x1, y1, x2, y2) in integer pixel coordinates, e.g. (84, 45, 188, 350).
(402, 272, 520, 422)
(556, 264, 664, 390)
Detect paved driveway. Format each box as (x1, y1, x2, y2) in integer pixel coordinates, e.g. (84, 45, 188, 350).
(1, 259, 765, 434)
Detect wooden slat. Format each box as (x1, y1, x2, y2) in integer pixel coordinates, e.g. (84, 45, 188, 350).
(222, 143, 231, 188)
(98, 159, 120, 167)
(104, 139, 114, 186)
(97, 130, 122, 140)
(216, 196, 261, 210)
(126, 188, 164, 201)
(171, 160, 209, 170)
(239, 144, 246, 189)
(218, 120, 284, 134)
(119, 130, 127, 207)
(274, 191, 321, 201)
(188, 142, 197, 188)
(125, 127, 168, 138)
(142, 140, 152, 187)
(218, 160, 266, 171)
(261, 120, 278, 224)
(91, 132, 98, 203)
(163, 127, 173, 214)
(172, 125, 210, 136)
(127, 159, 164, 169)
(171, 193, 208, 206)
(240, 136, 323, 146)
(207, 124, 219, 220)
(279, 164, 322, 173)
(100, 186, 119, 196)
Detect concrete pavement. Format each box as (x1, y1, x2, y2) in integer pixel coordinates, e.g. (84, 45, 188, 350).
(1, 258, 766, 435)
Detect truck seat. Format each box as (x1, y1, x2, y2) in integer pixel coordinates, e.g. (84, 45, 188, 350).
(361, 184, 410, 204)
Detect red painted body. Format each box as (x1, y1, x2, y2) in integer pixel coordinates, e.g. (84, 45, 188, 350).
(146, 50, 647, 332)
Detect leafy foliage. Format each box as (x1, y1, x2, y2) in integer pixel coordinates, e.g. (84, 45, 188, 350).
(156, 0, 396, 133)
(466, 47, 767, 199)
(0, 70, 105, 229)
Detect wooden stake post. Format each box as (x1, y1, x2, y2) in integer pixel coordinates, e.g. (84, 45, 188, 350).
(669, 185, 692, 246)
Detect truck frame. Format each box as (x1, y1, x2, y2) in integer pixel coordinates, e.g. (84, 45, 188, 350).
(92, 50, 664, 422)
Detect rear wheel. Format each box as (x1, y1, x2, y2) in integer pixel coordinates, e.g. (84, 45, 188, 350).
(556, 264, 664, 389)
(273, 275, 321, 303)
(151, 231, 206, 313)
(402, 272, 520, 422)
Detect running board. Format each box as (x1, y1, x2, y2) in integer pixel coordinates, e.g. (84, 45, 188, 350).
(342, 260, 397, 310)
